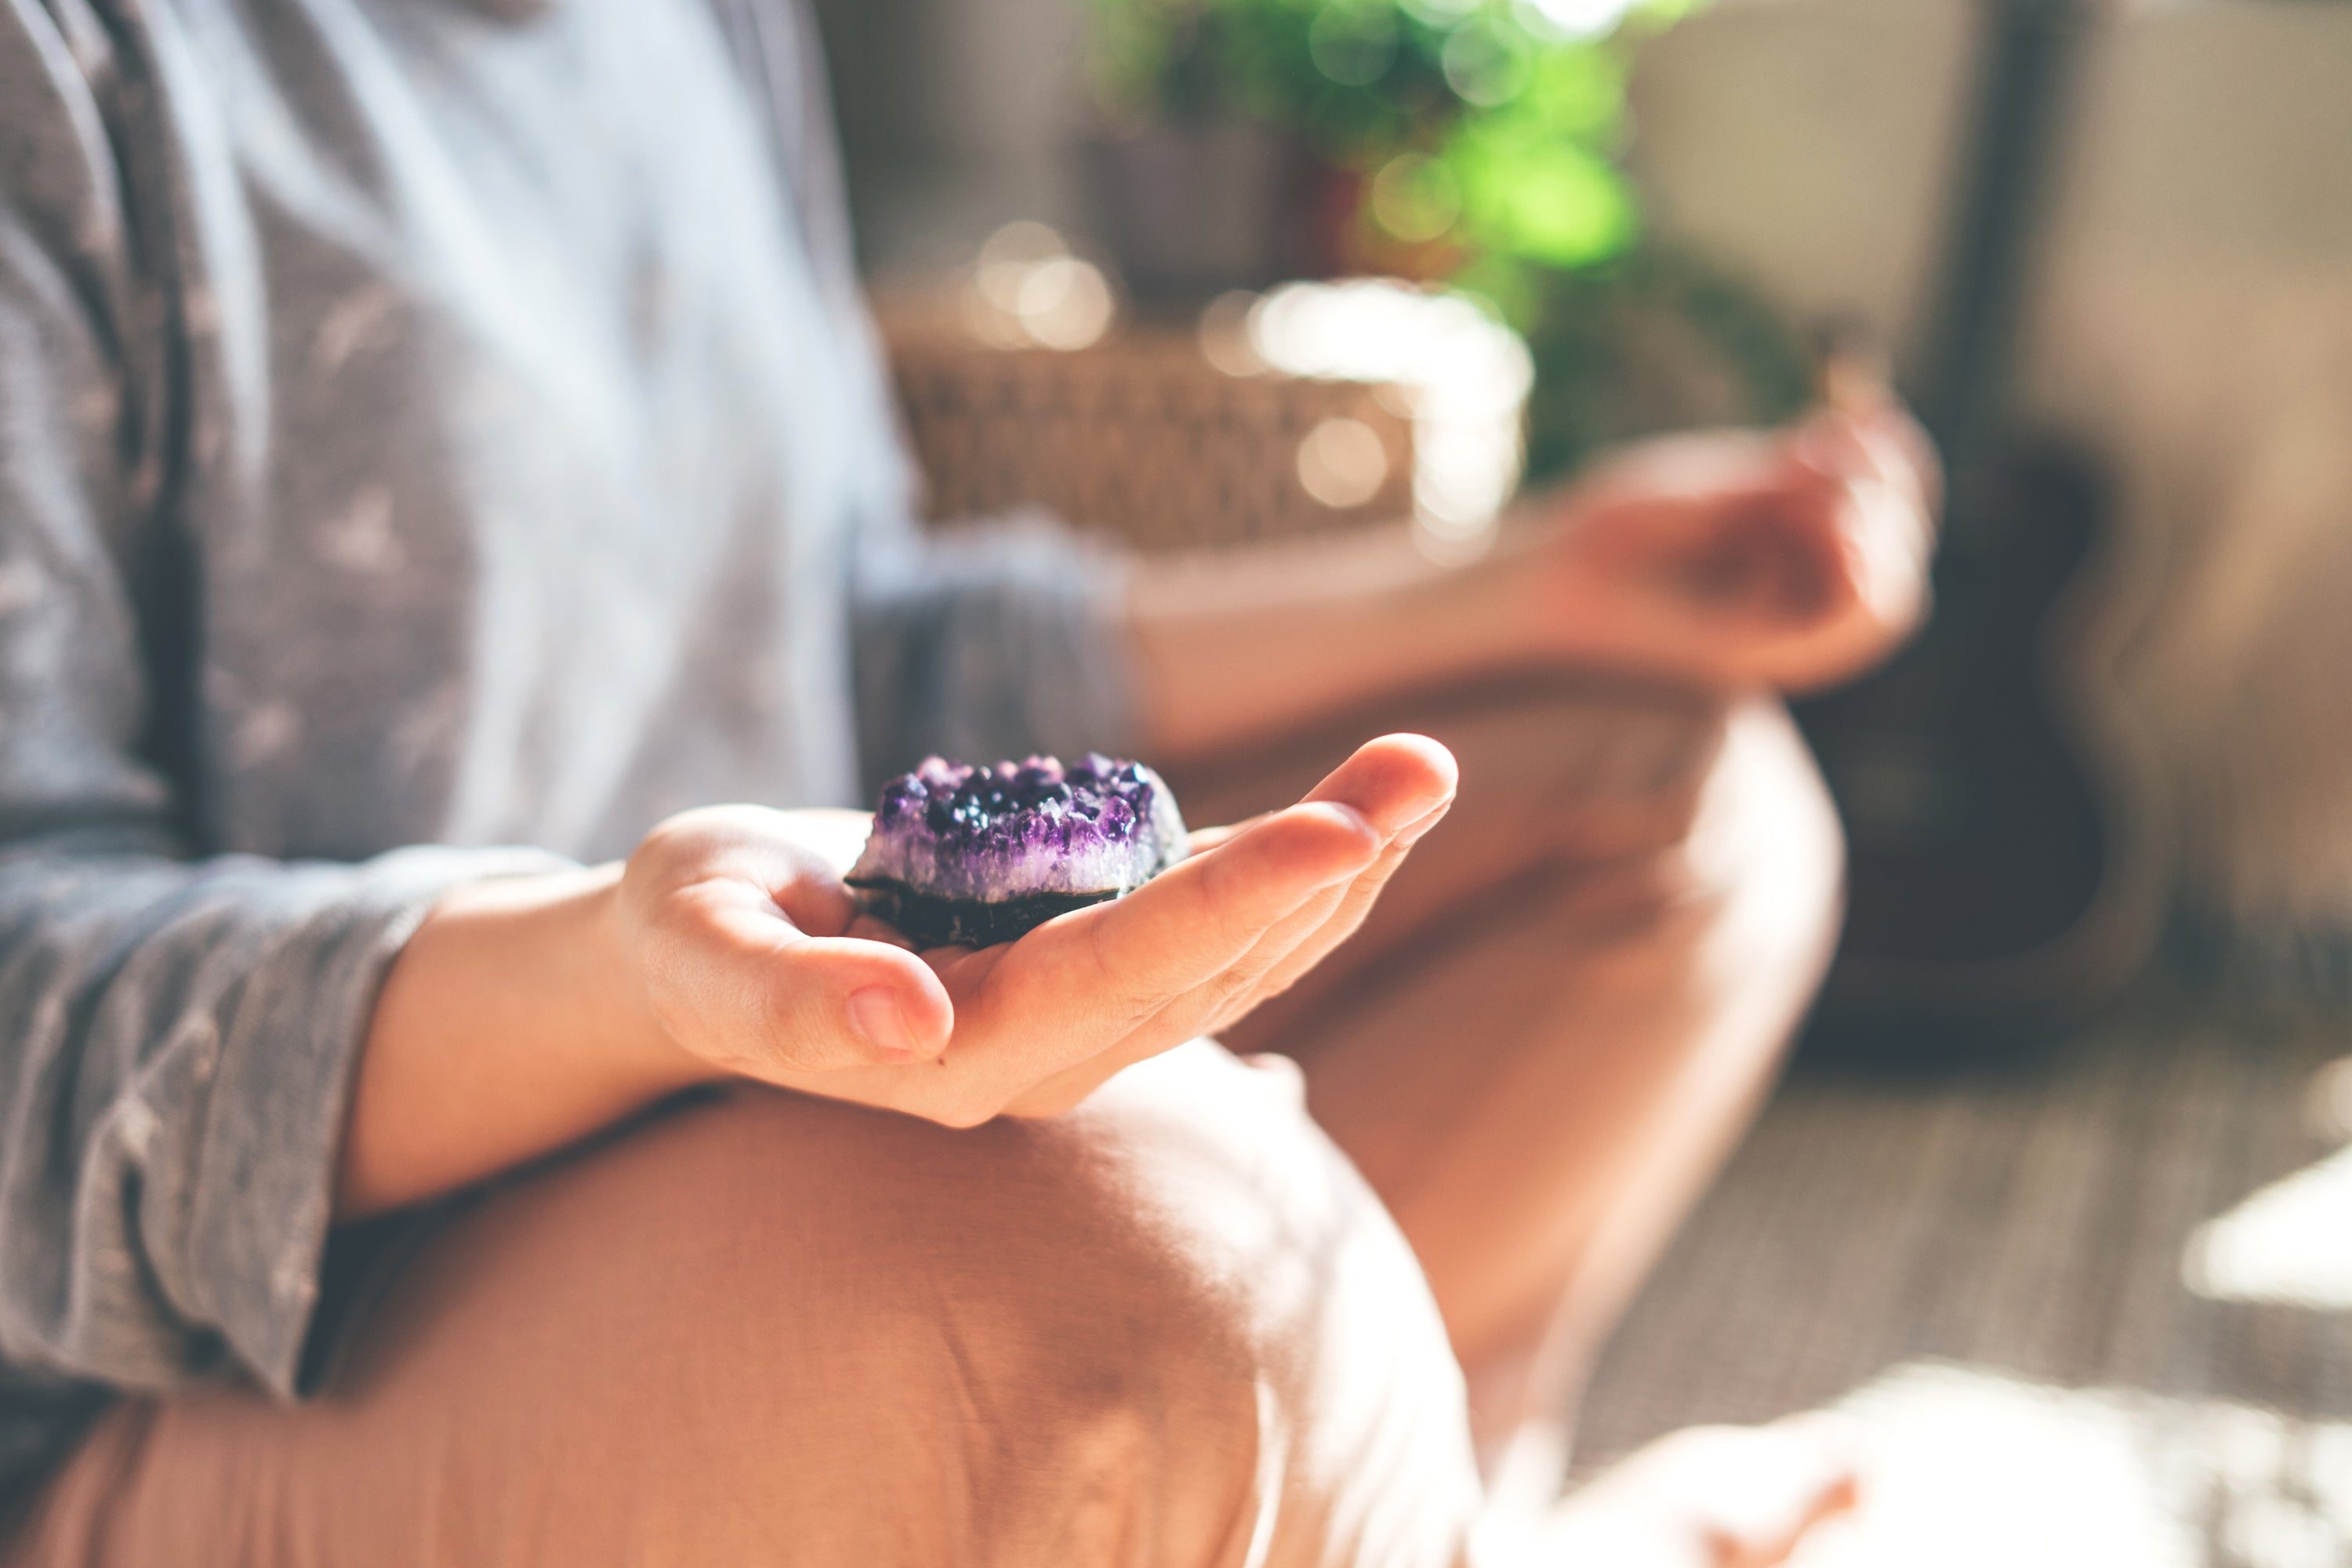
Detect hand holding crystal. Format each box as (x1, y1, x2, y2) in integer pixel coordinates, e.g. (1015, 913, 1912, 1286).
(609, 735, 1457, 1127)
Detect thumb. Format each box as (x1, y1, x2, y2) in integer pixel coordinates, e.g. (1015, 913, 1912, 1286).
(762, 934, 956, 1069)
(670, 885, 956, 1072)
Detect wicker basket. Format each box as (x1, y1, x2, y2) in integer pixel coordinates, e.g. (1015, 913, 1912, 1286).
(881, 312, 1415, 554)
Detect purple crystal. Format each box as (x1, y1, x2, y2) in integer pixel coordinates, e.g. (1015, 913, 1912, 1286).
(848, 753, 1188, 946)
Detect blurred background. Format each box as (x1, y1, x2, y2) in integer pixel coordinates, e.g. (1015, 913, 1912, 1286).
(808, 0, 2351, 1559)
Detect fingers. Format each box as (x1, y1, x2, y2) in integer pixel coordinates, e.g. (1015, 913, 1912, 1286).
(1057, 797, 1384, 1024)
(1574, 434, 1857, 630)
(1682, 412, 1932, 648)
(1212, 792, 1452, 1028)
(1178, 815, 1264, 856)
(771, 936, 956, 1068)
(1097, 734, 1454, 1010)
(1805, 399, 1942, 517)
(657, 877, 954, 1073)
(1095, 737, 1459, 1049)
(1203, 735, 1457, 1015)
(1787, 412, 1935, 635)
(766, 738, 1457, 1123)
(1555, 416, 1936, 694)
(1792, 405, 1940, 550)
(1301, 731, 1459, 828)
(884, 800, 1375, 1120)
(1679, 470, 1856, 628)
(627, 805, 970, 1074)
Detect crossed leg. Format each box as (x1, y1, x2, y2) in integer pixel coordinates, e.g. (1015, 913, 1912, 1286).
(10, 679, 1843, 1566)
(1170, 677, 1843, 1459)
(11, 1046, 1486, 1567)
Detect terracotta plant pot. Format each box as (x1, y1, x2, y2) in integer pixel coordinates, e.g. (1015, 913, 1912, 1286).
(1079, 122, 1341, 303)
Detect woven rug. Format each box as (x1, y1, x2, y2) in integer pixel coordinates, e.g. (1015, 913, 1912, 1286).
(1571, 986, 2352, 1566)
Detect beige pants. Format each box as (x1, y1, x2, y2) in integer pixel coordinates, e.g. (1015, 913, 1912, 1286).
(13, 687, 1841, 1567)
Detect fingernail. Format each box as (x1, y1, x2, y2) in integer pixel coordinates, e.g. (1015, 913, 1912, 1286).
(1396, 797, 1454, 844)
(848, 985, 917, 1060)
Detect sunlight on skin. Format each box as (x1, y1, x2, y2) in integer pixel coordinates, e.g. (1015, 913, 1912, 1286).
(1777, 1363, 2352, 1568)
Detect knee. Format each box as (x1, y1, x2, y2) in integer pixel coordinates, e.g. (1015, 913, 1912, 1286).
(99, 1048, 1477, 1566)
(1533, 697, 1842, 1018)
(488, 1043, 1479, 1560)
(793, 1040, 1465, 1410)
(1407, 677, 1825, 884)
(1499, 691, 1841, 961)
(1683, 698, 1844, 958)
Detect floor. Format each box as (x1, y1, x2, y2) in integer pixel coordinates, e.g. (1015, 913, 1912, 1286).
(1570, 985, 2352, 1567)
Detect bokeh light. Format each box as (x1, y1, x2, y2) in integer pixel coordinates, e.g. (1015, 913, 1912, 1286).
(1370, 154, 1465, 244)
(1308, 5, 1401, 85)
(1241, 278, 1534, 544)
(1515, 0, 1639, 44)
(1295, 416, 1393, 510)
(964, 222, 1118, 351)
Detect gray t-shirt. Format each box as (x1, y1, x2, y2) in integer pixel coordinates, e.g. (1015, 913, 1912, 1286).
(0, 0, 1134, 1506)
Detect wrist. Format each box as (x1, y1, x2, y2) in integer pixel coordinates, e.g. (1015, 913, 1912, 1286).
(403, 863, 715, 1100)
(561, 863, 719, 1098)
(1497, 496, 1757, 689)
(340, 863, 715, 1219)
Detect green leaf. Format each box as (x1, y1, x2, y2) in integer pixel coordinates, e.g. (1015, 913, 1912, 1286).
(1450, 129, 1636, 267)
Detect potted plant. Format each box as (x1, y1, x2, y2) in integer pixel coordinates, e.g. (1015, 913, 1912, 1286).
(1080, 0, 1809, 481)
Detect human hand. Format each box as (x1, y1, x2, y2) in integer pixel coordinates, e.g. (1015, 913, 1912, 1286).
(613, 735, 1457, 1127)
(1527, 402, 1939, 693)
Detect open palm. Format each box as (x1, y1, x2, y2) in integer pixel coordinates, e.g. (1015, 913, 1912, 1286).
(620, 735, 1457, 1126)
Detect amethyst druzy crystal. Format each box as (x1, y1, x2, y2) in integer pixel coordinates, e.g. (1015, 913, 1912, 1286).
(847, 753, 1189, 948)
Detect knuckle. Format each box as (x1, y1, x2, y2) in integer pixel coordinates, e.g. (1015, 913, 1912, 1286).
(758, 983, 845, 1073)
(1215, 960, 1268, 1010)
(634, 808, 726, 870)
(1187, 965, 1268, 1036)
(757, 974, 801, 1047)
(1083, 921, 1162, 1031)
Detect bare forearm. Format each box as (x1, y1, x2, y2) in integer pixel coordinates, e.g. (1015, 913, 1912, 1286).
(1127, 510, 1717, 762)
(1130, 521, 1555, 762)
(1130, 408, 1937, 760)
(338, 864, 712, 1220)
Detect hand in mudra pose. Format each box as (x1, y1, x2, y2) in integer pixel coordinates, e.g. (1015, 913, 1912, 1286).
(1533, 402, 1940, 694)
(1132, 401, 1940, 764)
(616, 733, 1456, 1126)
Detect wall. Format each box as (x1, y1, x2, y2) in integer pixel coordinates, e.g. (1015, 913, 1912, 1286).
(815, 0, 2352, 932)
(1628, 0, 2352, 931)
(811, 0, 1091, 274)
